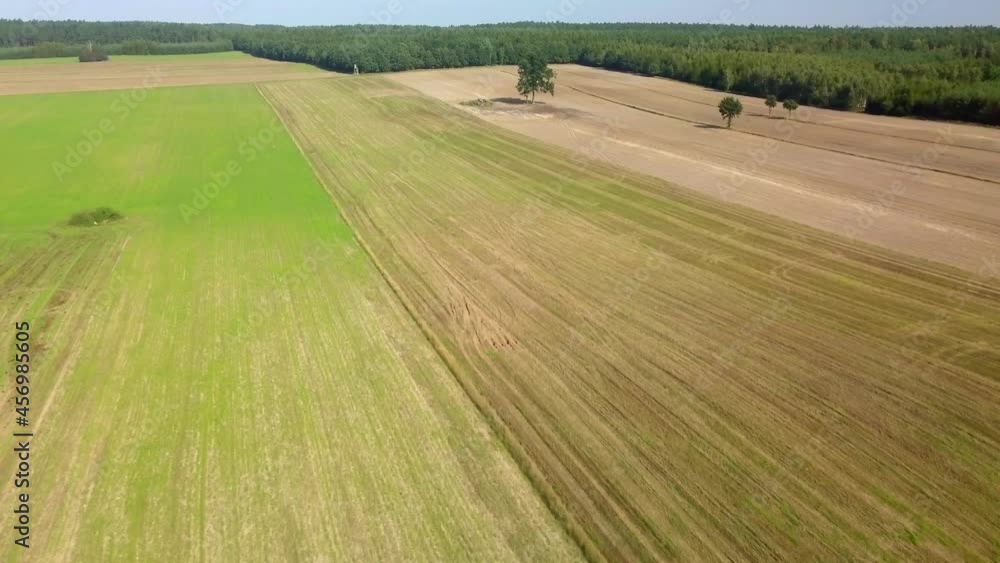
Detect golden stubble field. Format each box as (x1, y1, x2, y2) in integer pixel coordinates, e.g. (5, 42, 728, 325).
(390, 65, 1000, 273)
(0, 52, 326, 96)
(263, 76, 1000, 562)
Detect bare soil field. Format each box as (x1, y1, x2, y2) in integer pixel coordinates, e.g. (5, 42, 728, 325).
(0, 52, 325, 96)
(390, 65, 1000, 272)
(554, 65, 1000, 161)
(263, 76, 1000, 562)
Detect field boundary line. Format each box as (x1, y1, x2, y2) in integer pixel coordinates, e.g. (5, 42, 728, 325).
(498, 69, 999, 186)
(253, 83, 602, 563)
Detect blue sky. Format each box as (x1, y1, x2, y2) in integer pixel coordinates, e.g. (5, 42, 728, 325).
(3, 0, 998, 27)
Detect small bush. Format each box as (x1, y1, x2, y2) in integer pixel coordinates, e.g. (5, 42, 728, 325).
(68, 207, 124, 227)
(79, 44, 109, 63)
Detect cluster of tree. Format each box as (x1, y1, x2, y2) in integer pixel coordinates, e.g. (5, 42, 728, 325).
(117, 39, 233, 55)
(718, 94, 800, 129)
(0, 19, 225, 47)
(0, 39, 233, 60)
(1, 20, 997, 124)
(78, 42, 108, 63)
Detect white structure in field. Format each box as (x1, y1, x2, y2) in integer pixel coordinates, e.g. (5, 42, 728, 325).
(354, 64, 359, 75)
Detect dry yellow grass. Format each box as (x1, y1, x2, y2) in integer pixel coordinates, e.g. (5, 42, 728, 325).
(263, 76, 1000, 562)
(0, 52, 325, 96)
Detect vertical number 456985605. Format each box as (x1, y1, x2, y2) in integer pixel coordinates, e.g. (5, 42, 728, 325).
(14, 322, 30, 427)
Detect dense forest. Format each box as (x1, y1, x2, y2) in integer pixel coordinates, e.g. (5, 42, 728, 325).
(0, 40, 232, 59)
(230, 24, 1000, 124)
(2, 19, 998, 124)
(0, 20, 232, 59)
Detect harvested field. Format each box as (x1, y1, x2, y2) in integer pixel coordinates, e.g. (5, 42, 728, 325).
(0, 52, 325, 96)
(263, 76, 1000, 562)
(390, 65, 1000, 272)
(552, 65, 1000, 165)
(0, 84, 579, 562)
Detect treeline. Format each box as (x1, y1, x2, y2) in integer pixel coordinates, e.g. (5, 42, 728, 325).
(229, 24, 1000, 124)
(2, 19, 998, 124)
(0, 20, 233, 60)
(589, 44, 1000, 123)
(0, 19, 226, 46)
(0, 40, 233, 60)
(117, 39, 233, 55)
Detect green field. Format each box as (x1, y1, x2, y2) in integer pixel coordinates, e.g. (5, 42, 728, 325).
(0, 84, 579, 561)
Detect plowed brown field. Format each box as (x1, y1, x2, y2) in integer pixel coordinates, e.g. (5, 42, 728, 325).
(390, 65, 1000, 272)
(262, 76, 1000, 562)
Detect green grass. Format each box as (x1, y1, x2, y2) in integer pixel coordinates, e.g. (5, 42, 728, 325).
(0, 84, 579, 562)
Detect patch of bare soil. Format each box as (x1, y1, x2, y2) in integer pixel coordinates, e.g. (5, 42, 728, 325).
(462, 97, 590, 121)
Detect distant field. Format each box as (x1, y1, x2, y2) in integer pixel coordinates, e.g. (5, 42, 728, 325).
(392, 65, 1000, 272)
(548, 65, 1000, 170)
(0, 57, 76, 66)
(0, 51, 247, 66)
(263, 76, 1000, 562)
(0, 84, 579, 561)
(0, 52, 324, 96)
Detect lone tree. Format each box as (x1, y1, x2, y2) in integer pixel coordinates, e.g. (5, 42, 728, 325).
(783, 98, 799, 119)
(718, 96, 743, 128)
(516, 54, 556, 104)
(765, 94, 778, 117)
